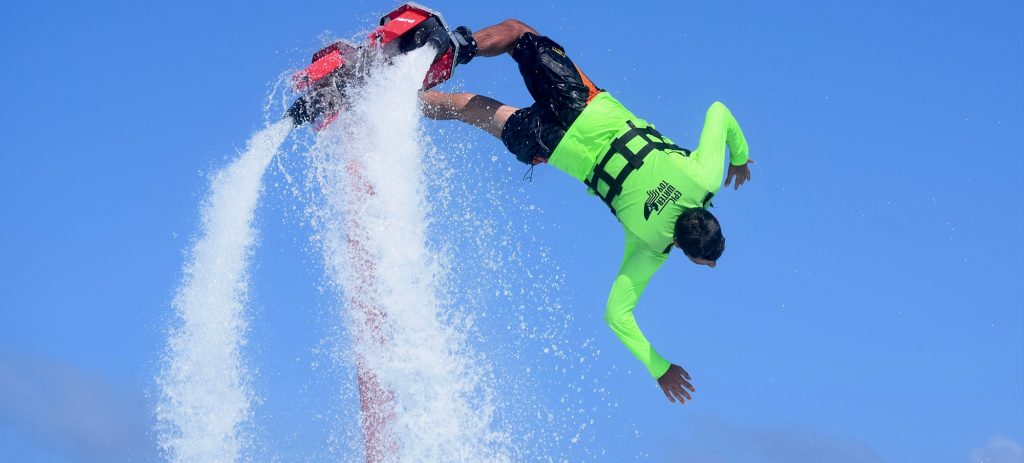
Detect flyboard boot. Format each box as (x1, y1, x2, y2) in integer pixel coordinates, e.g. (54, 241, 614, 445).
(286, 2, 476, 129)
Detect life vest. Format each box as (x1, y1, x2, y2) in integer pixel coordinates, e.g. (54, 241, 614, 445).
(583, 120, 694, 215)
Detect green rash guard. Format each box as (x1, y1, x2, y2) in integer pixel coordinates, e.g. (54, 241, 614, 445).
(547, 92, 750, 378)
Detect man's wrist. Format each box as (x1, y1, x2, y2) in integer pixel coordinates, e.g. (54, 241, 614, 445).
(730, 152, 750, 166)
(651, 359, 672, 379)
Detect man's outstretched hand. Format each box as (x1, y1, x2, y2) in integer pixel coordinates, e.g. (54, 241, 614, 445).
(725, 158, 755, 190)
(657, 364, 696, 405)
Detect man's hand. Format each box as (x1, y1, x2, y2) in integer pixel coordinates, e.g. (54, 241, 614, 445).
(657, 364, 696, 405)
(725, 158, 755, 190)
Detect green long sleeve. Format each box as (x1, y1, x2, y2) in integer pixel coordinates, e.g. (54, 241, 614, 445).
(604, 229, 671, 378)
(695, 101, 750, 192)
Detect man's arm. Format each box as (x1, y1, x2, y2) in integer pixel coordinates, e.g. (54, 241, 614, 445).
(603, 230, 671, 379)
(694, 101, 751, 192)
(605, 231, 697, 404)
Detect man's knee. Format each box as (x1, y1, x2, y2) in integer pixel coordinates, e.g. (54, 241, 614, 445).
(500, 18, 538, 39)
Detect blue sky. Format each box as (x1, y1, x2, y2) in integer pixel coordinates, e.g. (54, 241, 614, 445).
(1, 1, 1022, 462)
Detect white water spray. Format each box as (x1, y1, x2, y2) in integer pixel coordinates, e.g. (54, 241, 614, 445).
(156, 120, 292, 462)
(308, 48, 510, 461)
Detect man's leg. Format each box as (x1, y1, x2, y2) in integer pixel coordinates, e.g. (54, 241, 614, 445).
(465, 19, 600, 128)
(420, 91, 518, 139)
(419, 19, 539, 138)
(421, 19, 593, 165)
(473, 19, 539, 57)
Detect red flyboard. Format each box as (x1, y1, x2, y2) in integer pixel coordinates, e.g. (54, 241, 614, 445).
(293, 47, 345, 92)
(370, 4, 431, 44)
(286, 2, 462, 130)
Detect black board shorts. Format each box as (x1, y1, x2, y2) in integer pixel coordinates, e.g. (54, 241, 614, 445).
(500, 32, 602, 165)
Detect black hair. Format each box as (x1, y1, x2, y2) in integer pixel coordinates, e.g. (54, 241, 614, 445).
(673, 208, 725, 261)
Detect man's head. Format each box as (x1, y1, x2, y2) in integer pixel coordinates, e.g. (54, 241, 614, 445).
(673, 208, 725, 267)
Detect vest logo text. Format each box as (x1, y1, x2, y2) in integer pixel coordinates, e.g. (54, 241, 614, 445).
(644, 181, 681, 220)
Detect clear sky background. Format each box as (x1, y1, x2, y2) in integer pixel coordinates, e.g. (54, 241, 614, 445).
(1, 1, 1022, 462)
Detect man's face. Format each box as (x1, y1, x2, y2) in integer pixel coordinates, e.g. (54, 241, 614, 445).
(685, 254, 716, 268)
(674, 240, 718, 268)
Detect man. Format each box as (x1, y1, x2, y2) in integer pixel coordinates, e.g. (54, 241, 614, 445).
(421, 19, 753, 405)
